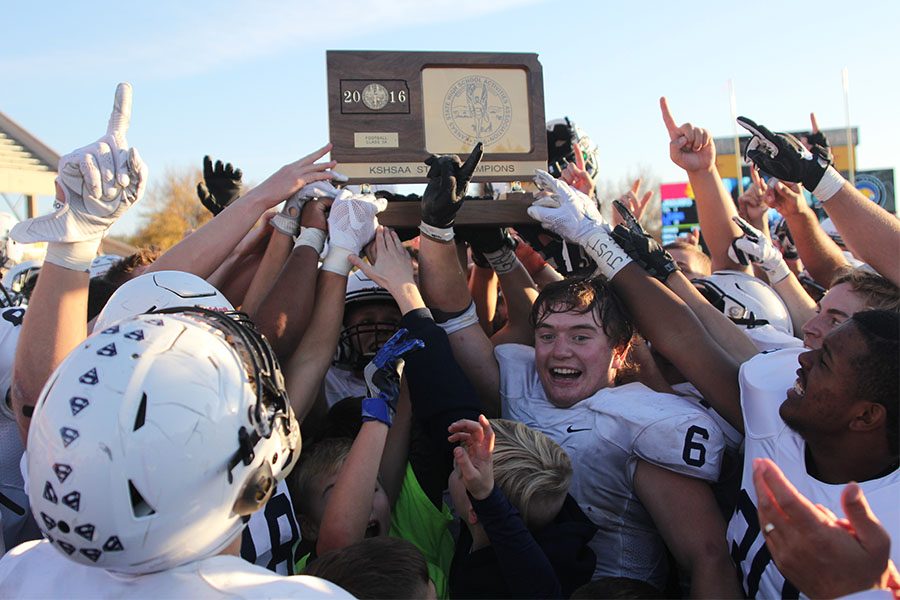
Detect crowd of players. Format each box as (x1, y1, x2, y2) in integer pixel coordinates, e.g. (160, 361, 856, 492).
(0, 82, 897, 599)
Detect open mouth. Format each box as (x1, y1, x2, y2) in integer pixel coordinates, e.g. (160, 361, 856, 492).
(364, 521, 380, 538)
(550, 367, 582, 381)
(790, 368, 806, 398)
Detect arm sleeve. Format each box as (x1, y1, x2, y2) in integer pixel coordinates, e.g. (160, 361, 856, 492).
(400, 308, 482, 503)
(471, 486, 563, 600)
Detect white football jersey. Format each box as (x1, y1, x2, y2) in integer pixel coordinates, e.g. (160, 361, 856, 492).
(671, 381, 744, 451)
(0, 306, 40, 555)
(0, 539, 352, 598)
(497, 344, 725, 588)
(728, 348, 900, 599)
(743, 324, 804, 353)
(241, 479, 301, 575)
(323, 366, 366, 408)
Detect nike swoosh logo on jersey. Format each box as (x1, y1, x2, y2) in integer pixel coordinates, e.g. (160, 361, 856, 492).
(566, 425, 591, 433)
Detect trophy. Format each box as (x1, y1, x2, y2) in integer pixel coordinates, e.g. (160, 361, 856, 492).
(326, 51, 547, 227)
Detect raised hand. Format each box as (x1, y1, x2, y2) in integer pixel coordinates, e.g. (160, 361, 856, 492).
(322, 189, 387, 275)
(361, 328, 424, 427)
(447, 415, 495, 500)
(349, 226, 416, 294)
(660, 97, 715, 173)
(801, 113, 832, 161)
(197, 156, 243, 216)
(420, 142, 484, 235)
(765, 179, 809, 219)
(727, 216, 791, 283)
(737, 167, 770, 229)
(251, 143, 340, 209)
(527, 169, 605, 244)
(272, 179, 343, 237)
(611, 178, 653, 228)
(559, 142, 596, 197)
(610, 199, 679, 282)
(736, 116, 833, 192)
(12, 83, 148, 244)
(753, 458, 897, 599)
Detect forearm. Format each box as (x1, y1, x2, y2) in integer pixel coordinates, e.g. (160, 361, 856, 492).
(772, 273, 816, 336)
(12, 264, 88, 444)
(316, 420, 388, 555)
(784, 209, 848, 287)
(667, 272, 759, 364)
(612, 265, 744, 431)
(379, 384, 411, 505)
(472, 486, 562, 600)
(147, 192, 269, 279)
(242, 230, 293, 317)
(419, 236, 472, 313)
(491, 261, 538, 347)
(254, 246, 321, 359)
(284, 271, 346, 421)
(468, 265, 498, 335)
(687, 167, 751, 273)
(823, 181, 900, 286)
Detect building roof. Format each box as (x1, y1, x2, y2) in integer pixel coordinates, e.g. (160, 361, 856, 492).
(0, 110, 59, 196)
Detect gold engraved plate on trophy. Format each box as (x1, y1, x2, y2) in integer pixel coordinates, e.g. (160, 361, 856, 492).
(421, 68, 531, 155)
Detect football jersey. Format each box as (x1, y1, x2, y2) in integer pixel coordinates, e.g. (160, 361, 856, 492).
(0, 539, 352, 598)
(728, 348, 900, 599)
(497, 344, 725, 588)
(743, 324, 804, 353)
(323, 366, 366, 408)
(0, 306, 39, 555)
(240, 478, 301, 575)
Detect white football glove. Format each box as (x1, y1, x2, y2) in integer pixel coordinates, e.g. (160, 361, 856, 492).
(272, 179, 345, 237)
(322, 189, 387, 275)
(527, 170, 632, 279)
(11, 83, 147, 246)
(728, 216, 792, 283)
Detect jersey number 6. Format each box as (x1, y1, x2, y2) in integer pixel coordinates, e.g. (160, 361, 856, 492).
(682, 425, 709, 467)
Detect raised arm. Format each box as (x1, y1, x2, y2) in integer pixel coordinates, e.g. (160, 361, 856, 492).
(660, 97, 749, 274)
(738, 115, 900, 286)
(147, 144, 337, 279)
(10, 83, 147, 443)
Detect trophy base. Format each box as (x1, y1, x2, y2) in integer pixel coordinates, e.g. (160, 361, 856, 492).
(376, 193, 535, 228)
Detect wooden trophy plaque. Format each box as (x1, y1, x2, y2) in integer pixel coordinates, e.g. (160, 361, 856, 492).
(326, 51, 547, 227)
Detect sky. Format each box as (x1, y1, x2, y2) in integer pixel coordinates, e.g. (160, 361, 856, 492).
(2, 0, 897, 237)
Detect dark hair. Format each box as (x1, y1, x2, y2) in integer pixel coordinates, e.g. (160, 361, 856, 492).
(850, 310, 899, 456)
(530, 275, 634, 352)
(303, 537, 431, 599)
(87, 277, 119, 321)
(105, 246, 162, 287)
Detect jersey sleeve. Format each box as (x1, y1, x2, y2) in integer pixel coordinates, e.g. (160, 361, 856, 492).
(738, 348, 803, 439)
(632, 408, 725, 482)
(495, 344, 542, 407)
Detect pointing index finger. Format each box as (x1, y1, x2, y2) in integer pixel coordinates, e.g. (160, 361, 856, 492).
(659, 97, 679, 139)
(106, 83, 133, 146)
(809, 112, 820, 133)
(573, 142, 586, 171)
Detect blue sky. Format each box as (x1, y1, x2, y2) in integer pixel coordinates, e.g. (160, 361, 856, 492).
(2, 0, 897, 236)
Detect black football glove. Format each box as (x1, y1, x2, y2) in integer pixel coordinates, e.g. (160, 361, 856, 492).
(456, 225, 517, 268)
(737, 117, 832, 191)
(197, 155, 243, 216)
(610, 200, 679, 282)
(421, 142, 483, 228)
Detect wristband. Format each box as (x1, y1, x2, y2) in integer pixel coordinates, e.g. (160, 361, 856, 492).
(812, 166, 845, 203)
(483, 246, 518, 274)
(44, 240, 100, 272)
(581, 228, 632, 280)
(419, 221, 455, 243)
(294, 227, 326, 254)
(321, 245, 354, 275)
(435, 301, 478, 335)
(765, 259, 792, 284)
(361, 395, 393, 427)
(271, 213, 300, 237)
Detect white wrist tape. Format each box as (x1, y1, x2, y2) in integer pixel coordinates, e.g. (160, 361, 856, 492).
(271, 213, 300, 237)
(812, 166, 845, 202)
(581, 228, 632, 280)
(44, 240, 100, 272)
(419, 221, 454, 243)
(483, 246, 518, 274)
(436, 301, 478, 335)
(294, 227, 326, 254)
(321, 245, 354, 275)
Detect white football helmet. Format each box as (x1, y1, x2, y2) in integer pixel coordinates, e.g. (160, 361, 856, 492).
(93, 270, 232, 332)
(27, 309, 300, 573)
(335, 270, 399, 371)
(88, 254, 124, 279)
(692, 270, 793, 336)
(1, 259, 41, 305)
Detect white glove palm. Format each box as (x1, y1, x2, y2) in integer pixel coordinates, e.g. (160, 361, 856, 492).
(273, 180, 344, 237)
(322, 189, 387, 274)
(526, 170, 607, 244)
(728, 216, 791, 283)
(11, 83, 147, 244)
